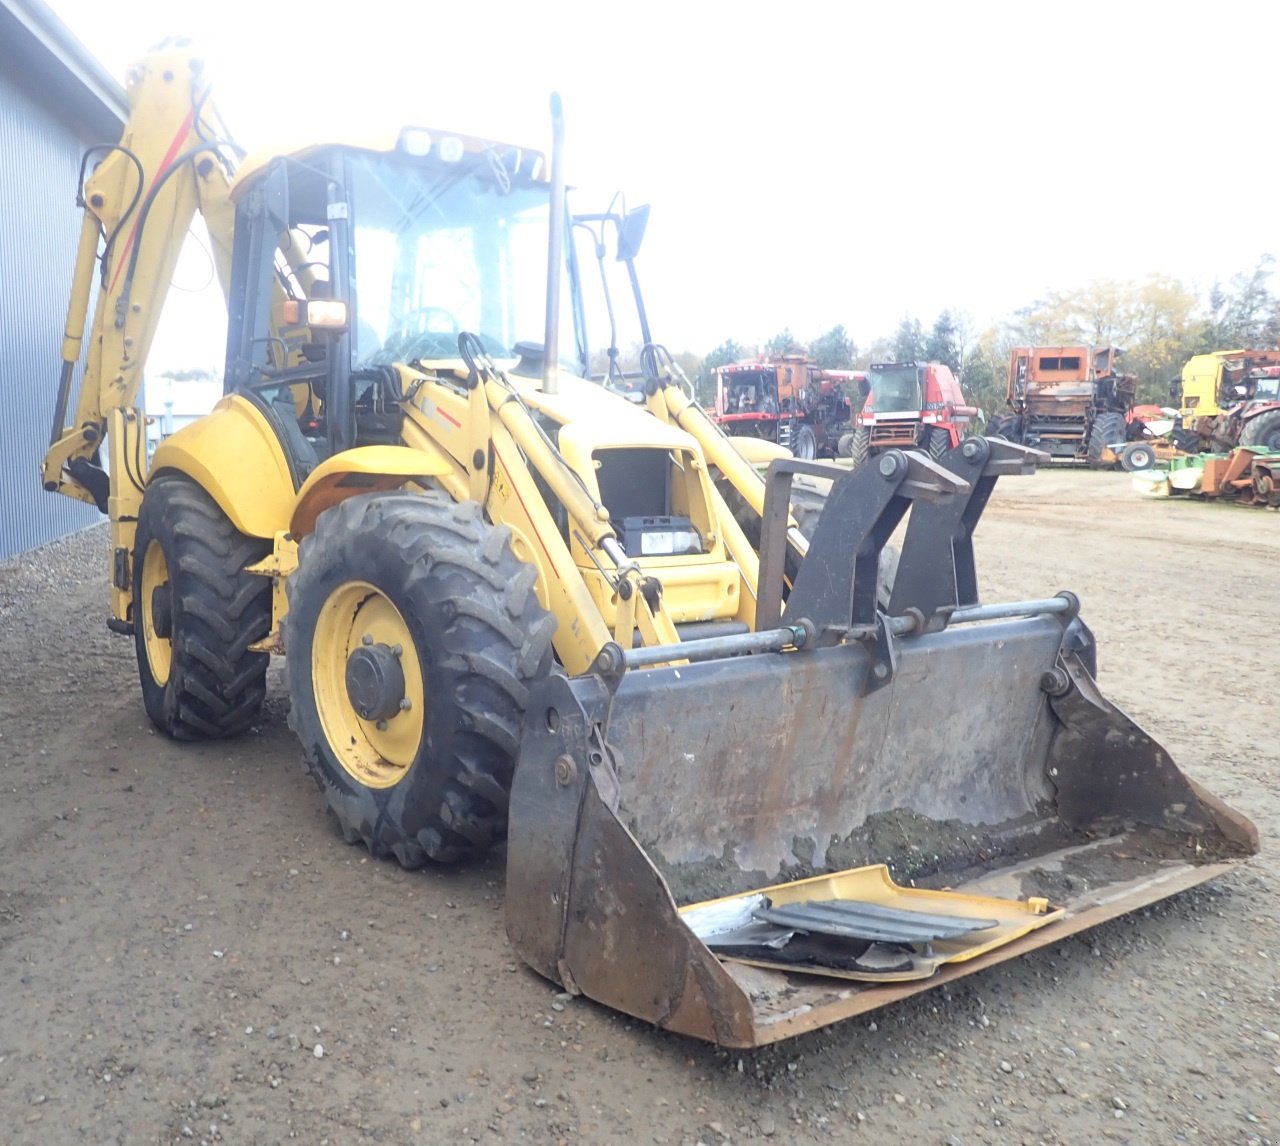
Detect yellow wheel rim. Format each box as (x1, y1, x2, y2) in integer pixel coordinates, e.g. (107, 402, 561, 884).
(139, 540, 173, 686)
(312, 580, 426, 790)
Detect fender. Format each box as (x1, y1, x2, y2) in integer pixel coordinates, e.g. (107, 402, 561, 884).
(150, 394, 295, 538)
(290, 445, 454, 539)
(1239, 400, 1280, 425)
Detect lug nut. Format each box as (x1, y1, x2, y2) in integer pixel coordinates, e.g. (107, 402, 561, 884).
(399, 698, 412, 711)
(362, 634, 373, 646)
(391, 644, 403, 658)
(376, 719, 388, 731)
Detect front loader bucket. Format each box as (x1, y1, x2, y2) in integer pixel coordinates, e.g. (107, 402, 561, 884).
(505, 440, 1257, 1047)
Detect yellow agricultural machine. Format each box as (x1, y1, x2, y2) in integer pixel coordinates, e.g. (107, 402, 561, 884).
(42, 44, 1256, 1046)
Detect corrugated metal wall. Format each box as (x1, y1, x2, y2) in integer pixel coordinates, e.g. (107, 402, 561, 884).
(0, 64, 102, 560)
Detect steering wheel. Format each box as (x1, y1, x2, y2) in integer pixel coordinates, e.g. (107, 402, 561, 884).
(380, 306, 463, 363)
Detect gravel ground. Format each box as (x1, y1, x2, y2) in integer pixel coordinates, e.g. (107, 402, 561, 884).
(0, 470, 1276, 1146)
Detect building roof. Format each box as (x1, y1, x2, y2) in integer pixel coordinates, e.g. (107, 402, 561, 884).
(0, 0, 126, 136)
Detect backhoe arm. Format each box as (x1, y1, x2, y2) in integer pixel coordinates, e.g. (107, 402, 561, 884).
(43, 43, 237, 511)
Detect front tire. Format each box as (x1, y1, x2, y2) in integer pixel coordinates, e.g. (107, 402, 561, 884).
(793, 424, 817, 460)
(285, 491, 555, 866)
(1087, 411, 1128, 468)
(132, 474, 272, 740)
(1119, 441, 1157, 472)
(846, 427, 871, 468)
(925, 426, 951, 460)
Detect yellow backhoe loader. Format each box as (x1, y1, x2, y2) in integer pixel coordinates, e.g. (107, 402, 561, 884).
(43, 43, 1256, 1047)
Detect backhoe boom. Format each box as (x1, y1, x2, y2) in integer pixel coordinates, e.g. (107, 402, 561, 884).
(43, 43, 237, 512)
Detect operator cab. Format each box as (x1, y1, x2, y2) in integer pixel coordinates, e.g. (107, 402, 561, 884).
(865, 363, 923, 412)
(223, 133, 585, 488)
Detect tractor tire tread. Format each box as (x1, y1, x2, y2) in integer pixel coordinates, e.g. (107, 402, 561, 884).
(926, 427, 950, 460)
(134, 474, 272, 741)
(1240, 408, 1280, 452)
(1087, 411, 1128, 469)
(848, 427, 871, 469)
(286, 490, 553, 866)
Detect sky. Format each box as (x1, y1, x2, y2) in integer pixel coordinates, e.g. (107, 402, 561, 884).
(44, 0, 1280, 376)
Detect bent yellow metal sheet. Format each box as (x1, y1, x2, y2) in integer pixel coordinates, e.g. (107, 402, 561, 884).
(680, 864, 1065, 983)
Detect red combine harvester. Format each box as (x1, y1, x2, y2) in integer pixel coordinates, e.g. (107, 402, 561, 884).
(839, 361, 977, 465)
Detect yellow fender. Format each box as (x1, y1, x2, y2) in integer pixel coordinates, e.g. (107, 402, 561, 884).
(150, 395, 295, 539)
(289, 445, 453, 539)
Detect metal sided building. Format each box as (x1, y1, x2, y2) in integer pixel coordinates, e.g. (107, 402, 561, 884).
(0, 0, 125, 559)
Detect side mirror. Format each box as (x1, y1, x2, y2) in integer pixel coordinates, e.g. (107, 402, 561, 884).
(617, 205, 650, 262)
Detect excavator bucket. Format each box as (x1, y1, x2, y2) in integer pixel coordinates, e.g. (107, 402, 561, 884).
(505, 437, 1257, 1047)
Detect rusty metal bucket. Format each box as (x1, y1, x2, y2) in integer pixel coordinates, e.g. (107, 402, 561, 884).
(504, 439, 1257, 1047)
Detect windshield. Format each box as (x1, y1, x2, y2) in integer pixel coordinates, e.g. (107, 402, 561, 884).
(350, 151, 578, 369)
(868, 366, 922, 413)
(722, 370, 776, 414)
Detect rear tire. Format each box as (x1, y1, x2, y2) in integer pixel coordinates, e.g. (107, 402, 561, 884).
(986, 413, 1016, 440)
(285, 491, 555, 866)
(1087, 411, 1127, 469)
(1240, 409, 1280, 452)
(132, 474, 272, 740)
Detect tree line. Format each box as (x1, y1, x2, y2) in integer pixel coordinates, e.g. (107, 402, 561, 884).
(690, 256, 1280, 418)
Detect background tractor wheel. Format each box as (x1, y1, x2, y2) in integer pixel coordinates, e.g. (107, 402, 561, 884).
(792, 424, 817, 460)
(788, 483, 829, 541)
(132, 474, 272, 740)
(285, 491, 555, 867)
(1119, 441, 1157, 472)
(1087, 411, 1127, 468)
(985, 413, 1013, 440)
(1172, 427, 1202, 454)
(846, 427, 871, 468)
(926, 426, 951, 460)
(1240, 409, 1280, 452)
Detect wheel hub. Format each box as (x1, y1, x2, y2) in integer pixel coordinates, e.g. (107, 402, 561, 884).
(150, 584, 173, 639)
(345, 641, 406, 722)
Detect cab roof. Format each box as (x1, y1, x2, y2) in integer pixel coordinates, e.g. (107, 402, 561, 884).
(230, 128, 547, 200)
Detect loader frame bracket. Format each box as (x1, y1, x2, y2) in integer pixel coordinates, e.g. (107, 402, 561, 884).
(758, 451, 970, 633)
(888, 436, 1046, 627)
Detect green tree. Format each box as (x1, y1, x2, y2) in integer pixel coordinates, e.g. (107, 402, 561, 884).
(810, 325, 856, 369)
(890, 316, 925, 363)
(765, 328, 803, 356)
(856, 337, 896, 368)
(924, 310, 962, 371)
(957, 328, 1008, 425)
(1199, 256, 1280, 350)
(697, 339, 745, 406)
